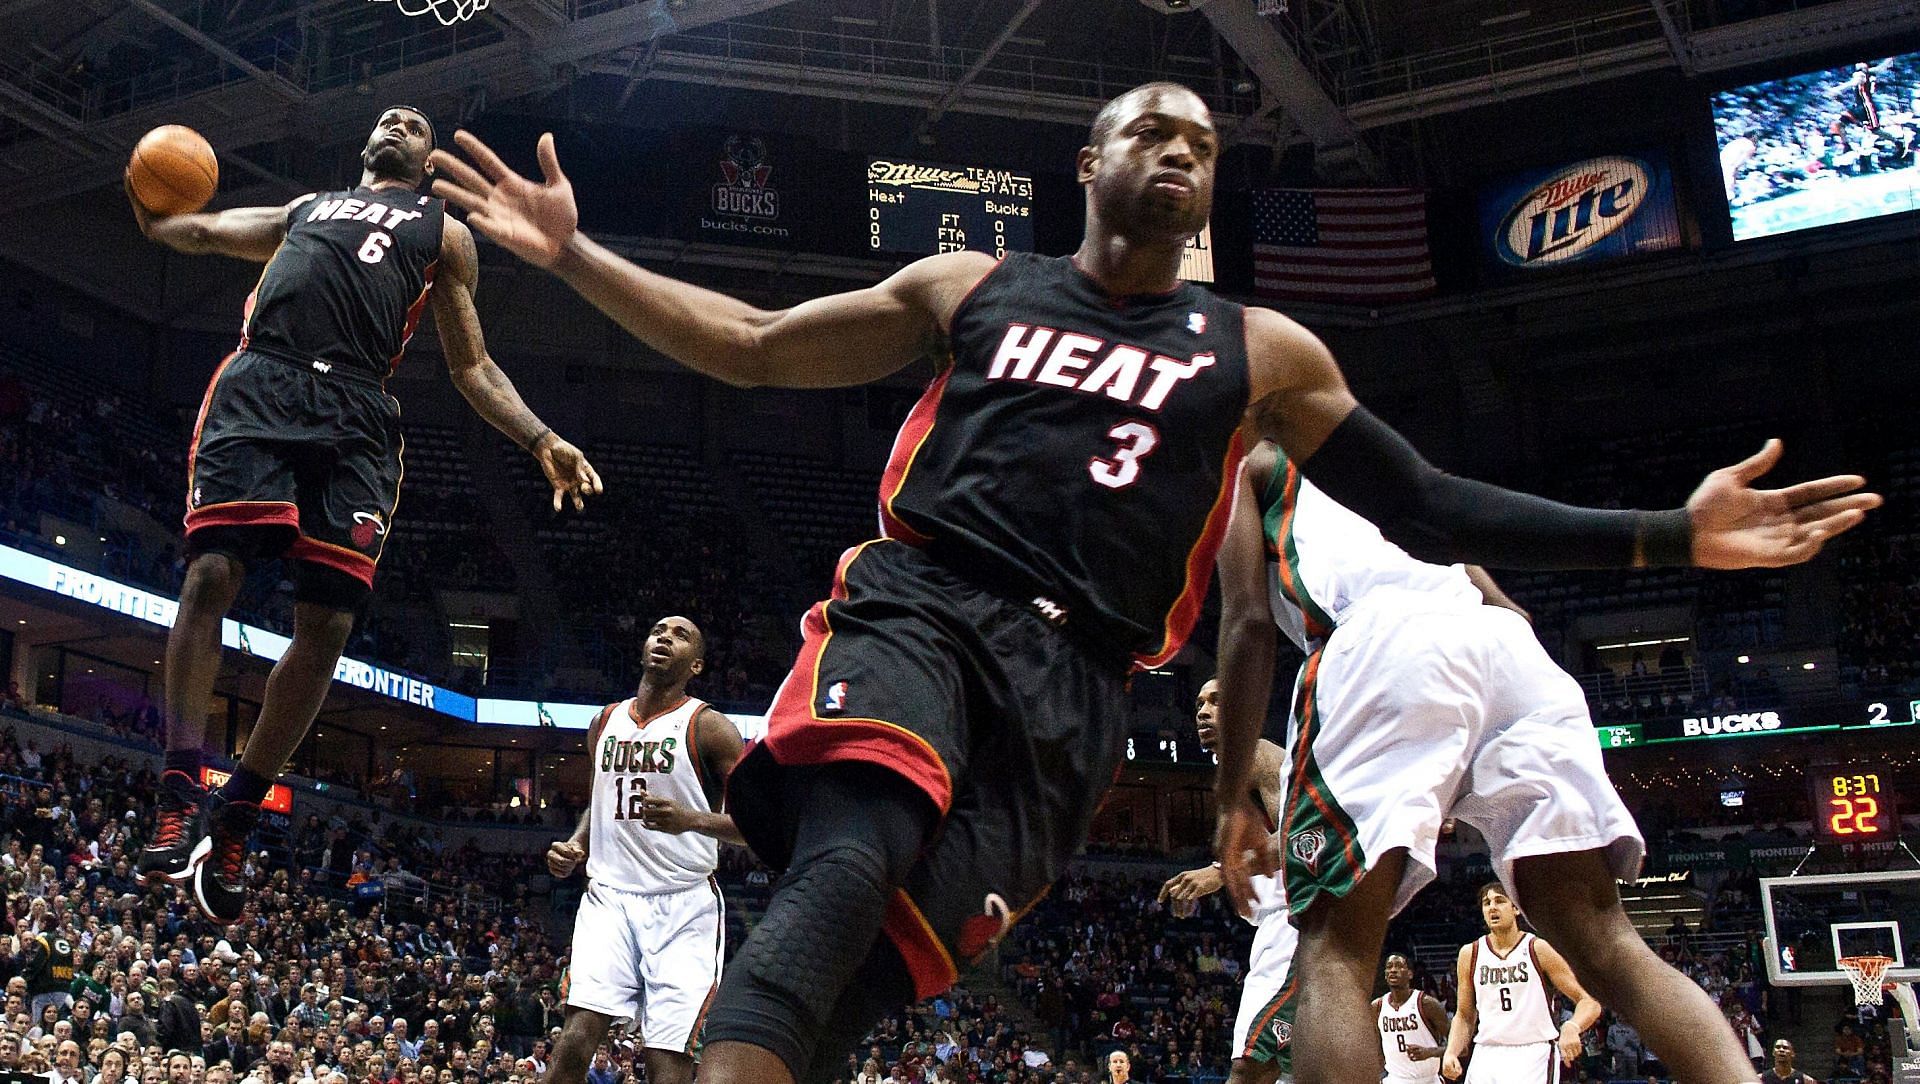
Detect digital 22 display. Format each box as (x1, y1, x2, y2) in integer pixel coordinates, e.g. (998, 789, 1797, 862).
(1809, 765, 1899, 839)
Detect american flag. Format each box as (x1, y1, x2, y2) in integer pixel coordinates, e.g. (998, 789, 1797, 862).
(1252, 188, 1435, 304)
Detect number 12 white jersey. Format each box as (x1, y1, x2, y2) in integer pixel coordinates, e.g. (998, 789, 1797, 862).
(588, 697, 719, 893)
(1471, 933, 1557, 1046)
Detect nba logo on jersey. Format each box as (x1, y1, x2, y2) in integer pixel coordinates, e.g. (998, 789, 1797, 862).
(1187, 311, 1206, 334)
(1290, 827, 1327, 873)
(823, 680, 849, 712)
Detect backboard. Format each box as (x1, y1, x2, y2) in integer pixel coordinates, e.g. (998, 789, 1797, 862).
(1762, 868, 1920, 987)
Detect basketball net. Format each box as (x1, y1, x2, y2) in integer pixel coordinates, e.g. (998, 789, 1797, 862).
(1839, 955, 1895, 1007)
(368, 0, 489, 26)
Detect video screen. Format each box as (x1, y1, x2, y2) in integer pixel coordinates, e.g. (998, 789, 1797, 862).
(1712, 52, 1920, 240)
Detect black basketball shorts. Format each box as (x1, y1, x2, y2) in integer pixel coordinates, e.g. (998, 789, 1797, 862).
(184, 349, 403, 589)
(725, 538, 1133, 1001)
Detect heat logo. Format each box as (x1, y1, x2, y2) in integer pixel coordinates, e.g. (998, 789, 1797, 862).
(351, 510, 388, 550)
(1496, 156, 1652, 267)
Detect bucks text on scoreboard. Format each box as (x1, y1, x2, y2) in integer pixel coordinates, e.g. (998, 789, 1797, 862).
(868, 158, 1034, 257)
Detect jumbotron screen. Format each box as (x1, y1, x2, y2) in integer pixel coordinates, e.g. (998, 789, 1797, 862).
(1712, 52, 1920, 241)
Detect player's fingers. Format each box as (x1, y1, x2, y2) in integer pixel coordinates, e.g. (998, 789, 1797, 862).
(429, 153, 494, 200)
(584, 463, 605, 496)
(1788, 490, 1881, 522)
(1723, 438, 1784, 484)
(551, 483, 563, 514)
(453, 129, 515, 184)
(430, 178, 490, 218)
(1772, 474, 1871, 508)
(536, 133, 568, 187)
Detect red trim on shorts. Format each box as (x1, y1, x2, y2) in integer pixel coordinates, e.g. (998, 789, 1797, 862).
(882, 889, 959, 1001)
(877, 370, 952, 545)
(1243, 972, 1298, 1059)
(682, 876, 725, 1055)
(185, 501, 300, 534)
(758, 542, 955, 812)
(183, 351, 243, 519)
(1132, 429, 1245, 670)
(287, 535, 377, 587)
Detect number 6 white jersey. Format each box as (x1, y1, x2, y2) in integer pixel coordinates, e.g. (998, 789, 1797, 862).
(587, 697, 719, 893)
(1471, 933, 1556, 1046)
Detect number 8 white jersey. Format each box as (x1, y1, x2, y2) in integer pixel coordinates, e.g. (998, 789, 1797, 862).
(588, 697, 719, 893)
(1471, 933, 1556, 1046)
(1380, 992, 1440, 1082)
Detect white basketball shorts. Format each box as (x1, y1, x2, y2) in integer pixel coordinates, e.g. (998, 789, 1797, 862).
(565, 878, 725, 1053)
(1232, 906, 1300, 1066)
(1277, 588, 1644, 917)
(1465, 1041, 1561, 1084)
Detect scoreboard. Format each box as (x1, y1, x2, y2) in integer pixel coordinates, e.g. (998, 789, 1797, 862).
(867, 158, 1034, 257)
(1809, 764, 1900, 840)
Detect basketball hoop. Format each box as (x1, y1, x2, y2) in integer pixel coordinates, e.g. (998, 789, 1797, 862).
(368, 0, 489, 26)
(1838, 955, 1896, 1006)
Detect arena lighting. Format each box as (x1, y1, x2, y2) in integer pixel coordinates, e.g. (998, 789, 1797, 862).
(1738, 655, 1752, 663)
(1804, 662, 1818, 670)
(0, 540, 772, 736)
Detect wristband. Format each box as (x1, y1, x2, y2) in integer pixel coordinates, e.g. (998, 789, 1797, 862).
(522, 427, 553, 452)
(1636, 508, 1693, 567)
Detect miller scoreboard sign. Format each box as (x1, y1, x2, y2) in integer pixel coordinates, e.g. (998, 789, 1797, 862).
(1476, 152, 1682, 274)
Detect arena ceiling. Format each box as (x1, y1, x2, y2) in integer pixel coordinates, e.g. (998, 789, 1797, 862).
(1, 0, 1913, 216)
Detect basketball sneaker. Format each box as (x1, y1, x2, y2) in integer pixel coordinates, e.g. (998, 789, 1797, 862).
(190, 793, 260, 923)
(136, 770, 205, 883)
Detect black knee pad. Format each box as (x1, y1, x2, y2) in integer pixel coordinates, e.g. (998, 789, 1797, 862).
(744, 851, 894, 1015)
(706, 850, 897, 1077)
(186, 524, 296, 567)
(293, 562, 371, 611)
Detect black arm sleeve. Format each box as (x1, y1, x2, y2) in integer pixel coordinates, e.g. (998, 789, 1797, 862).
(1297, 406, 1692, 570)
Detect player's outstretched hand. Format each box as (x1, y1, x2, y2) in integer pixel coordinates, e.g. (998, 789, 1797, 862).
(1441, 1054, 1464, 1080)
(1214, 800, 1279, 920)
(1159, 866, 1224, 903)
(1687, 439, 1879, 569)
(430, 131, 578, 270)
(546, 840, 584, 879)
(532, 432, 604, 513)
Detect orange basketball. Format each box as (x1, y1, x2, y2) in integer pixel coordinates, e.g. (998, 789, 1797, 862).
(128, 125, 218, 216)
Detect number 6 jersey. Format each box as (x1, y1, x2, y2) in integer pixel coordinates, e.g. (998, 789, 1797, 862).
(586, 697, 719, 893)
(879, 253, 1250, 669)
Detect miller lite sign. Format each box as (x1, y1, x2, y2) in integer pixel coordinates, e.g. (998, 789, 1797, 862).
(1479, 152, 1682, 272)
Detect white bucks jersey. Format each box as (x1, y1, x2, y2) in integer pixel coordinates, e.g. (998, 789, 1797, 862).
(1261, 456, 1481, 654)
(588, 697, 719, 893)
(1380, 993, 1440, 1080)
(1472, 933, 1556, 1045)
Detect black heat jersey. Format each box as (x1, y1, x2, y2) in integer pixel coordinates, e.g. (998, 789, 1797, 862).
(240, 185, 444, 379)
(879, 253, 1251, 669)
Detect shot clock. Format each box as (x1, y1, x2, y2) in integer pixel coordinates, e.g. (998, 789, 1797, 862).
(1808, 765, 1900, 840)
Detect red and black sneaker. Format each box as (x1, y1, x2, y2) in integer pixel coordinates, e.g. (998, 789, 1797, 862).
(135, 770, 205, 883)
(190, 794, 260, 923)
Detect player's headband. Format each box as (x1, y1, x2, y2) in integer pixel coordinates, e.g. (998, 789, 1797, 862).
(384, 105, 435, 148)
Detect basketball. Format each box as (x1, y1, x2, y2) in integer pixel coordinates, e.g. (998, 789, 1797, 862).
(127, 125, 218, 216)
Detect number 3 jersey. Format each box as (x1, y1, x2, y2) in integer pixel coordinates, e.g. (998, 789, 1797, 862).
(241, 186, 444, 381)
(586, 697, 719, 893)
(879, 253, 1251, 669)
